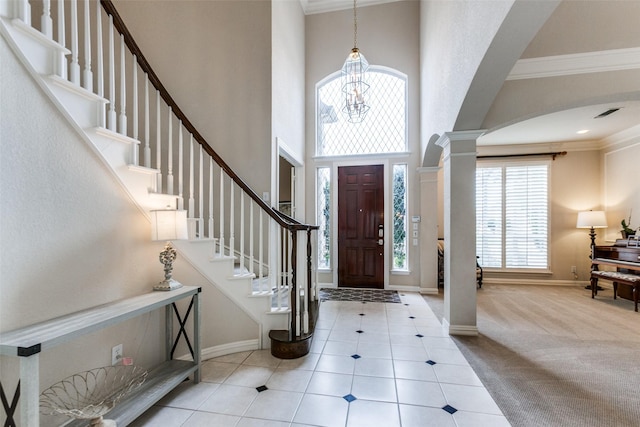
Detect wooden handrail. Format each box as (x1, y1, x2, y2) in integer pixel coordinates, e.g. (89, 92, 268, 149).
(100, 0, 305, 231)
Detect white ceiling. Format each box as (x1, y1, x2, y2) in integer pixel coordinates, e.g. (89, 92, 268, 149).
(301, 0, 640, 147)
(478, 101, 640, 146)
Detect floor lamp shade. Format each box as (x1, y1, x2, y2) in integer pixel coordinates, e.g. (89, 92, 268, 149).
(576, 210, 608, 229)
(150, 210, 188, 241)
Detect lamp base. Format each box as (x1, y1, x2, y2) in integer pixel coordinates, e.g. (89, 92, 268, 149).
(154, 278, 183, 291)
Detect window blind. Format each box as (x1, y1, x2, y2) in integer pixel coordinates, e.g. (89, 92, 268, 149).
(476, 163, 549, 269)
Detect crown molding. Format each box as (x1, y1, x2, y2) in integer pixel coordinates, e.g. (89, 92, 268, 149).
(507, 47, 640, 80)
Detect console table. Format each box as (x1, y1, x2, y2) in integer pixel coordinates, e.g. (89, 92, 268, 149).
(0, 286, 201, 427)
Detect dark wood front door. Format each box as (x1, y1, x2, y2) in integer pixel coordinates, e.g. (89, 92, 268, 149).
(338, 165, 384, 289)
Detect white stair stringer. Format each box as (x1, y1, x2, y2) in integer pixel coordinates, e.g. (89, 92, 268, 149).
(174, 240, 290, 346)
(1, 12, 289, 349)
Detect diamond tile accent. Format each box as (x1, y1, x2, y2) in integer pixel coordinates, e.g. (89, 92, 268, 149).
(256, 385, 268, 392)
(356, 330, 364, 334)
(426, 360, 437, 365)
(359, 313, 366, 316)
(442, 404, 458, 414)
(416, 334, 424, 338)
(351, 354, 361, 359)
(409, 316, 415, 319)
(343, 394, 357, 402)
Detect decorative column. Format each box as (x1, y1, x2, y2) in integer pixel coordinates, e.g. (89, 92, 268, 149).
(436, 131, 483, 336)
(418, 166, 440, 294)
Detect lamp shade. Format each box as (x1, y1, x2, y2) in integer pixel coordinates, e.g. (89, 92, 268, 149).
(576, 210, 608, 229)
(150, 210, 188, 241)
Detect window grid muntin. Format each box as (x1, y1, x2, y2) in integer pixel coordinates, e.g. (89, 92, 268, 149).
(317, 68, 407, 157)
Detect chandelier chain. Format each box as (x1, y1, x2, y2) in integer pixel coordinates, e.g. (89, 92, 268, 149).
(353, 0, 358, 49)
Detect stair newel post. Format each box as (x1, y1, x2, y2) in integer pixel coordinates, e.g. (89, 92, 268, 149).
(118, 34, 126, 134)
(131, 56, 139, 166)
(177, 121, 183, 210)
(82, 0, 92, 92)
(56, 0, 67, 79)
(249, 199, 255, 278)
(143, 74, 150, 167)
(167, 108, 173, 194)
(304, 228, 311, 334)
(155, 90, 162, 192)
(208, 158, 214, 241)
(197, 145, 204, 238)
(218, 169, 225, 256)
(41, 0, 52, 38)
(290, 229, 298, 339)
(69, 0, 80, 85)
(229, 183, 235, 259)
(187, 135, 196, 239)
(107, 15, 116, 131)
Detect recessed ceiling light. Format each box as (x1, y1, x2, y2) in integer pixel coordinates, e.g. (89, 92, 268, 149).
(577, 129, 590, 134)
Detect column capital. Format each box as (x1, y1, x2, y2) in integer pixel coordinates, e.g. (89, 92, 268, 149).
(435, 130, 486, 149)
(417, 166, 441, 175)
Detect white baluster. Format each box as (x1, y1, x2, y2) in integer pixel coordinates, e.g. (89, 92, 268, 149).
(82, 0, 92, 91)
(276, 229, 282, 310)
(107, 16, 116, 131)
(219, 169, 225, 256)
(56, 0, 67, 79)
(240, 192, 245, 275)
(208, 159, 214, 239)
(259, 209, 264, 292)
(41, 0, 52, 38)
(155, 90, 162, 192)
(118, 34, 127, 134)
(143, 74, 150, 167)
(167, 108, 173, 194)
(230, 183, 235, 260)
(177, 122, 183, 209)
(69, 0, 80, 85)
(17, 0, 30, 26)
(249, 200, 255, 278)
(198, 145, 204, 238)
(131, 56, 138, 166)
(95, 5, 105, 128)
(188, 136, 195, 218)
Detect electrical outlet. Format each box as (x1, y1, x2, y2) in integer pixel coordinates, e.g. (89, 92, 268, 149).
(571, 266, 577, 273)
(112, 344, 123, 365)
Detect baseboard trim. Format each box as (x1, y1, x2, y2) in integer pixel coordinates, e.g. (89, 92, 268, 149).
(442, 318, 479, 336)
(175, 339, 260, 362)
(388, 285, 422, 293)
(418, 288, 439, 295)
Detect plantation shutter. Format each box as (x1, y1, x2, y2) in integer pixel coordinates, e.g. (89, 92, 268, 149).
(476, 163, 549, 270)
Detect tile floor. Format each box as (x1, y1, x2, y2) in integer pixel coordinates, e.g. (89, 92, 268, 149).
(131, 293, 510, 427)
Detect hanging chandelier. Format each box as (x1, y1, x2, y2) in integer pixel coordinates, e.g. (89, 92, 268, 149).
(341, 0, 370, 123)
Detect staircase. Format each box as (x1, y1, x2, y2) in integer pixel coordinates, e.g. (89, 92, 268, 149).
(0, 0, 318, 356)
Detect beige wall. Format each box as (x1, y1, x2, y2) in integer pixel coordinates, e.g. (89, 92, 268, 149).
(113, 0, 273, 194)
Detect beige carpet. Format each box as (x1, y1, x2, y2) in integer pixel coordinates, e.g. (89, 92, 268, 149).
(423, 284, 640, 427)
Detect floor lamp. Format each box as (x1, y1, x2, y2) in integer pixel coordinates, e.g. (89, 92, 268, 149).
(576, 210, 608, 289)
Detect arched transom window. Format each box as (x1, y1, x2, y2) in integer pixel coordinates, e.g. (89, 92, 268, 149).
(316, 67, 407, 156)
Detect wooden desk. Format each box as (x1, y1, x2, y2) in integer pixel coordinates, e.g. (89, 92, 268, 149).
(0, 286, 201, 426)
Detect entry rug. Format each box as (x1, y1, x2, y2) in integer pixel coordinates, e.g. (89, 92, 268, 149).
(319, 288, 401, 304)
